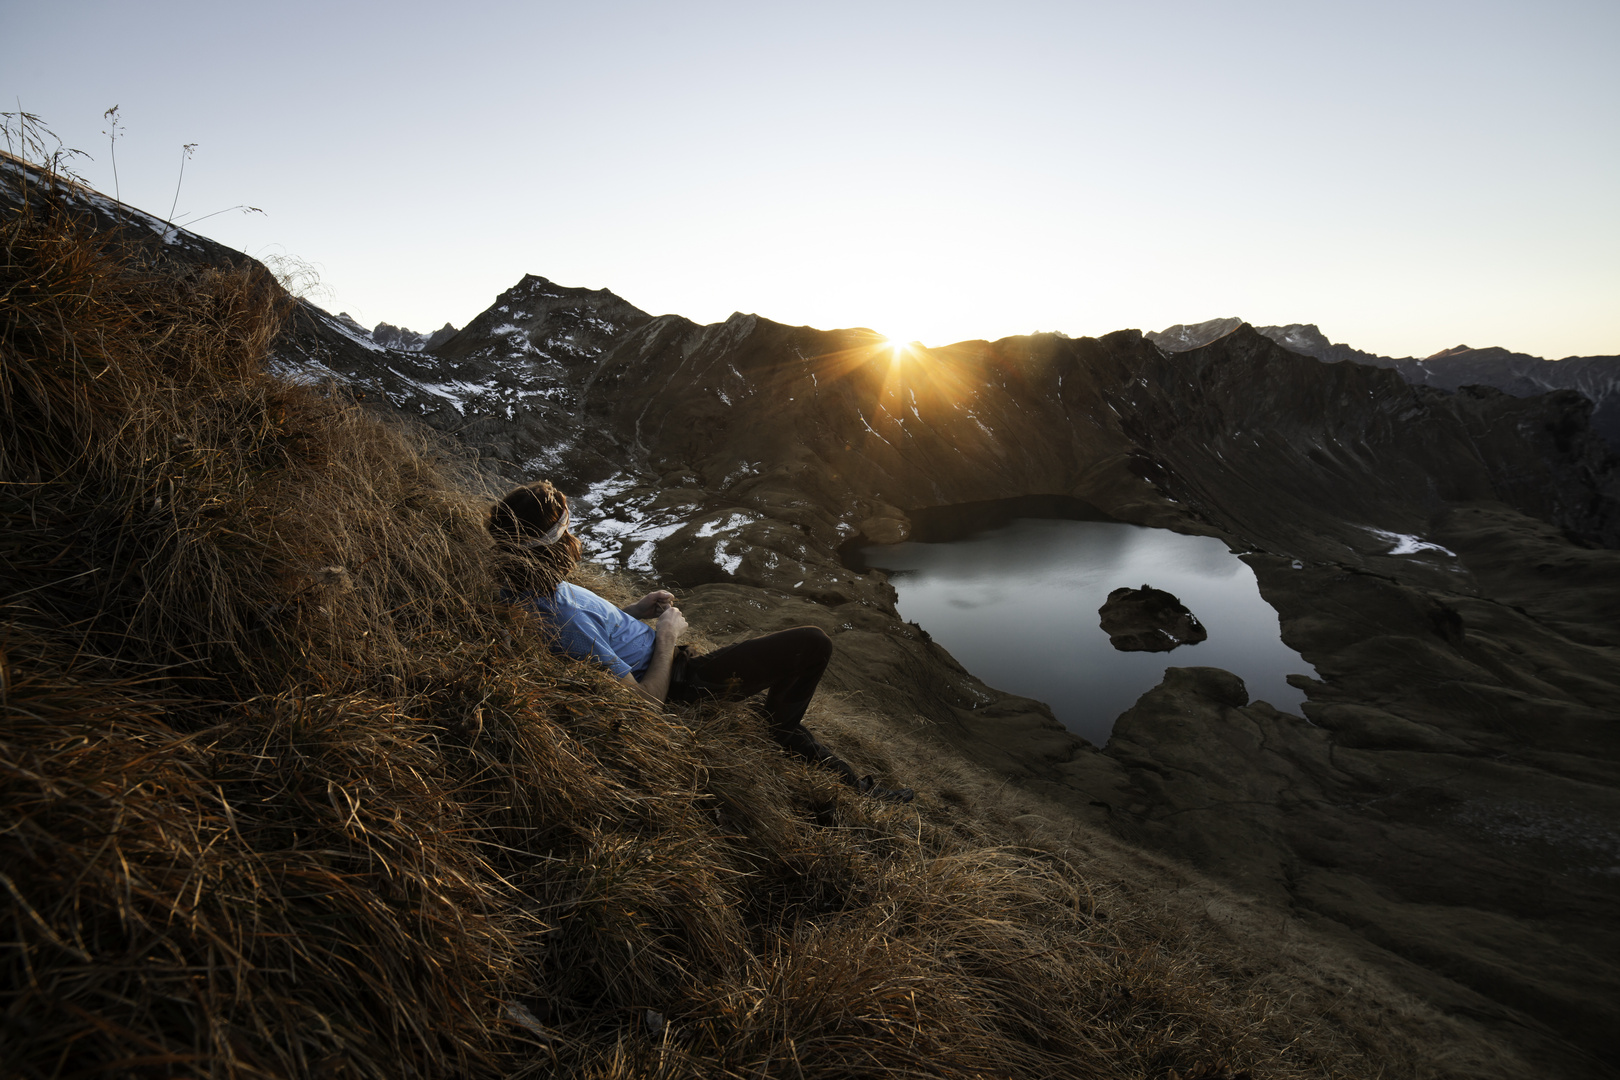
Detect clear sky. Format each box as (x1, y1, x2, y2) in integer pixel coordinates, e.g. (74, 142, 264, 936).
(7, 0, 1617, 358)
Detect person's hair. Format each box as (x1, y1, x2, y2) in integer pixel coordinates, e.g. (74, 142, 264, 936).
(487, 479, 582, 597)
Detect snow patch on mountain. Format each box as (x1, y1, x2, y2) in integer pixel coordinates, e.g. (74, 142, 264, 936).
(696, 513, 756, 538)
(714, 541, 744, 576)
(1364, 527, 1456, 557)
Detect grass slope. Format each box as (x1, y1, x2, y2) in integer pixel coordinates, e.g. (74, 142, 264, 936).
(1, 172, 1469, 1079)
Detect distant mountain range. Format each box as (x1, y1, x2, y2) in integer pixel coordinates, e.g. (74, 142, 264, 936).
(1148, 318, 1620, 448)
(366, 319, 458, 353)
(349, 311, 1620, 453)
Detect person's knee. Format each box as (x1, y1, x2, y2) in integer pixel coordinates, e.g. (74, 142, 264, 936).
(790, 625, 832, 662)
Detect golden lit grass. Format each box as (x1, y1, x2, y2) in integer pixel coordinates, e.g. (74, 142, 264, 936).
(2, 169, 1402, 1078)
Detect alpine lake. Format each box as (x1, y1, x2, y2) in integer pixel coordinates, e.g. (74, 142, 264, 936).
(850, 497, 1317, 746)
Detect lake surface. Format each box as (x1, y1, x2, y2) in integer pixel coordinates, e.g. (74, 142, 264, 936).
(860, 517, 1316, 745)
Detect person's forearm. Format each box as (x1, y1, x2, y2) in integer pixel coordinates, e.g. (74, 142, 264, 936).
(631, 632, 679, 703)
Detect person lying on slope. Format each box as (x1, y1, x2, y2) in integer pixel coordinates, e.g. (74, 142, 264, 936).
(488, 478, 914, 803)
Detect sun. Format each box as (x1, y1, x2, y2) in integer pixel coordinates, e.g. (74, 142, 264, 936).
(882, 335, 922, 359)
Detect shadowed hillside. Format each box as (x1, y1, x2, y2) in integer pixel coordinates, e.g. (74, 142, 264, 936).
(1148, 318, 1620, 452)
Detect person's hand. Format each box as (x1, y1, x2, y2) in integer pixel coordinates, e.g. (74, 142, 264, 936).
(625, 590, 675, 619)
(654, 605, 687, 642)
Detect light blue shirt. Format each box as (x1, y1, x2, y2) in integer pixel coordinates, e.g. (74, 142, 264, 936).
(514, 582, 655, 679)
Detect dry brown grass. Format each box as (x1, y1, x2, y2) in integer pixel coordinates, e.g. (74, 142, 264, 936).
(803, 694, 1542, 1080)
(2, 167, 1383, 1079)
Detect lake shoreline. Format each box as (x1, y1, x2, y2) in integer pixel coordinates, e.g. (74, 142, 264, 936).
(859, 515, 1316, 745)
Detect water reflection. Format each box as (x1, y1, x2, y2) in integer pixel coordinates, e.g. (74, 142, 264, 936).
(862, 518, 1315, 746)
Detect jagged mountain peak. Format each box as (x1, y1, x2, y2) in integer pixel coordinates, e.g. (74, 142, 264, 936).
(1145, 317, 1246, 352)
(1422, 343, 1535, 364)
(1259, 323, 1333, 355)
(432, 275, 653, 366)
(497, 274, 642, 309)
(1148, 319, 1339, 361)
(372, 321, 458, 353)
(1149, 318, 1377, 363)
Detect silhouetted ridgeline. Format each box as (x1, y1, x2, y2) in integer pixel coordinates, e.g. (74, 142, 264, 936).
(1149, 317, 1620, 451)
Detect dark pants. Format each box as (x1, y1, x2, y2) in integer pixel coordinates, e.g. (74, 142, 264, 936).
(666, 626, 858, 786)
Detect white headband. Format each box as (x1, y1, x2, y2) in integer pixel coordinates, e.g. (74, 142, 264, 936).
(520, 506, 569, 548)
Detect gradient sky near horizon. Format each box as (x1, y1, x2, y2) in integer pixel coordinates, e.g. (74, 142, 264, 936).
(6, 0, 1617, 358)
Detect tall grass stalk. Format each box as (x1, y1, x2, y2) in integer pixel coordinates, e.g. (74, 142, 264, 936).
(167, 141, 197, 223)
(101, 104, 122, 210)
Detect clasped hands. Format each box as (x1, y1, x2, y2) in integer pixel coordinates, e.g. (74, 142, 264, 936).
(625, 590, 687, 653)
(623, 589, 680, 624)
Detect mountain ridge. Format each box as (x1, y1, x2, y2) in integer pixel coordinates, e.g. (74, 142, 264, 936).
(1148, 317, 1620, 448)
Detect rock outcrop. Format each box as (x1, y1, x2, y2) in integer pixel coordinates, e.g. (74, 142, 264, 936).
(1097, 585, 1207, 651)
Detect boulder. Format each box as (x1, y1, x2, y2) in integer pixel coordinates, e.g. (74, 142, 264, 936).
(1097, 584, 1208, 652)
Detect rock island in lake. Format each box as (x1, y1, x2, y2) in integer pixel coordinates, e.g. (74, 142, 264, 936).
(1098, 585, 1208, 652)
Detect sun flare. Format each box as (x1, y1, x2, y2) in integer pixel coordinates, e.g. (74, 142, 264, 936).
(882, 335, 922, 359)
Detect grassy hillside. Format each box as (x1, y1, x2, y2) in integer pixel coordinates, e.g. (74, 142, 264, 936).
(1, 171, 1498, 1079)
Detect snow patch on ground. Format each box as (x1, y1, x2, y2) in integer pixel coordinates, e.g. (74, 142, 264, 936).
(1365, 527, 1456, 557)
(6, 163, 206, 253)
(714, 542, 743, 576)
(718, 461, 760, 490)
(521, 442, 572, 475)
(589, 518, 683, 561)
(319, 311, 387, 353)
(414, 376, 504, 413)
(696, 513, 755, 538)
(627, 541, 659, 573)
(581, 474, 637, 507)
(270, 352, 343, 384)
(570, 474, 706, 573)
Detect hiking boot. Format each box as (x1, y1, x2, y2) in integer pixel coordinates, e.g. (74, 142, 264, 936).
(857, 774, 915, 804)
